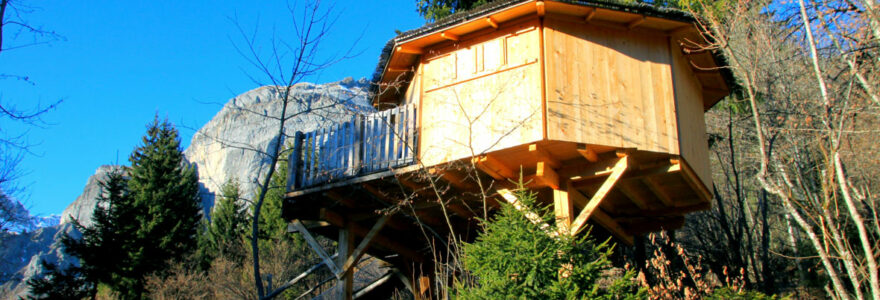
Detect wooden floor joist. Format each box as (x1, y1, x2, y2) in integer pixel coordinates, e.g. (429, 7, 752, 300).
(291, 219, 341, 275)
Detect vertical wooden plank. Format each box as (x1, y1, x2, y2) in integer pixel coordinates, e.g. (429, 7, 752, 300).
(383, 110, 392, 169)
(353, 115, 363, 176)
(288, 131, 304, 190)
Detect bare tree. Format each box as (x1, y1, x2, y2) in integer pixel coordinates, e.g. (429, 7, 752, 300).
(689, 0, 880, 298)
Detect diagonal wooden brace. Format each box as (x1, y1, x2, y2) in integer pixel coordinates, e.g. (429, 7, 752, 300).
(569, 155, 629, 236)
(497, 188, 558, 237)
(336, 213, 393, 278)
(291, 219, 341, 275)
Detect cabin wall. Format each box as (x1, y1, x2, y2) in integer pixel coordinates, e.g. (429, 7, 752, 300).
(402, 64, 422, 106)
(542, 17, 679, 155)
(670, 40, 713, 187)
(418, 19, 544, 167)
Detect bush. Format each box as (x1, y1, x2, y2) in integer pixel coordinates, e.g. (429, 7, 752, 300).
(453, 184, 644, 299)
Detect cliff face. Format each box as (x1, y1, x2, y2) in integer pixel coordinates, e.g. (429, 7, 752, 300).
(1, 78, 373, 298)
(184, 78, 372, 210)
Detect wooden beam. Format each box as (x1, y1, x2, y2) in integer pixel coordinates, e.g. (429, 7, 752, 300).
(387, 67, 411, 73)
(560, 156, 621, 182)
(497, 188, 556, 236)
(291, 219, 340, 275)
(667, 25, 693, 36)
(440, 32, 459, 41)
(591, 209, 634, 245)
(324, 190, 357, 208)
(533, 161, 560, 189)
(337, 224, 354, 299)
(473, 154, 515, 180)
(396, 46, 424, 55)
(568, 188, 633, 244)
(536, 1, 546, 16)
(671, 157, 713, 201)
(486, 17, 499, 29)
(617, 181, 652, 210)
(338, 213, 392, 277)
(528, 143, 561, 169)
(584, 7, 597, 22)
(576, 144, 600, 162)
(627, 16, 646, 30)
(553, 182, 573, 234)
(322, 209, 425, 262)
(287, 220, 331, 232)
(642, 177, 674, 207)
(570, 156, 629, 236)
(429, 167, 476, 192)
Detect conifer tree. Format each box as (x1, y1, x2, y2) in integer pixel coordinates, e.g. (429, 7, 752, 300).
(454, 184, 644, 299)
(58, 117, 201, 299)
(255, 152, 289, 241)
(124, 117, 202, 296)
(61, 167, 136, 294)
(205, 178, 248, 262)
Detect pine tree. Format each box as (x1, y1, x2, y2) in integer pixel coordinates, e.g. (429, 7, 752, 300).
(124, 117, 202, 297)
(454, 184, 644, 299)
(204, 178, 248, 262)
(60, 117, 202, 299)
(62, 167, 136, 294)
(26, 260, 95, 300)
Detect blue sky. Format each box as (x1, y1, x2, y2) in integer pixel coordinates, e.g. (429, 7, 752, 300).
(1, 0, 425, 217)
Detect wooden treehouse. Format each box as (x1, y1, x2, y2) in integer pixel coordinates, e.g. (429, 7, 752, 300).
(282, 0, 731, 298)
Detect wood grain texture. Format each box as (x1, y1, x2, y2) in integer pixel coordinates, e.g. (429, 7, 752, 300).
(669, 38, 713, 188)
(419, 21, 543, 167)
(543, 17, 678, 154)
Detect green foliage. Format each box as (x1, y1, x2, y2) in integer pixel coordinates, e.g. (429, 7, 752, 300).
(200, 179, 249, 264)
(706, 287, 787, 300)
(416, 0, 491, 21)
(454, 184, 644, 299)
(255, 151, 290, 241)
(61, 117, 202, 299)
(26, 260, 95, 300)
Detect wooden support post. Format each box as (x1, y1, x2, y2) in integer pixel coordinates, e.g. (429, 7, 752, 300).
(553, 180, 573, 234)
(291, 220, 340, 275)
(336, 223, 354, 300)
(570, 156, 628, 236)
(288, 131, 304, 190)
(536, 0, 545, 16)
(338, 214, 392, 278)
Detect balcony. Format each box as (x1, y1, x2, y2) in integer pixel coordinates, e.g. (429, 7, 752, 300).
(287, 103, 418, 190)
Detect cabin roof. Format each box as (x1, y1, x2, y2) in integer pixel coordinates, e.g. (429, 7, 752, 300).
(369, 0, 736, 110)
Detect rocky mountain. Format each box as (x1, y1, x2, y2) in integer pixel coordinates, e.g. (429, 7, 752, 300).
(0, 78, 373, 299)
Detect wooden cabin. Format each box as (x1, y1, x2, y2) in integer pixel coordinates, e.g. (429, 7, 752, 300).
(283, 0, 731, 298)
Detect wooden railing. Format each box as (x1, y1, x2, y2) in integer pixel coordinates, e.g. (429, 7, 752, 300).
(288, 104, 418, 190)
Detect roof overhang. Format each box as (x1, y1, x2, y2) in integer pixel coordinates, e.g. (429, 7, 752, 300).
(373, 0, 733, 110)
